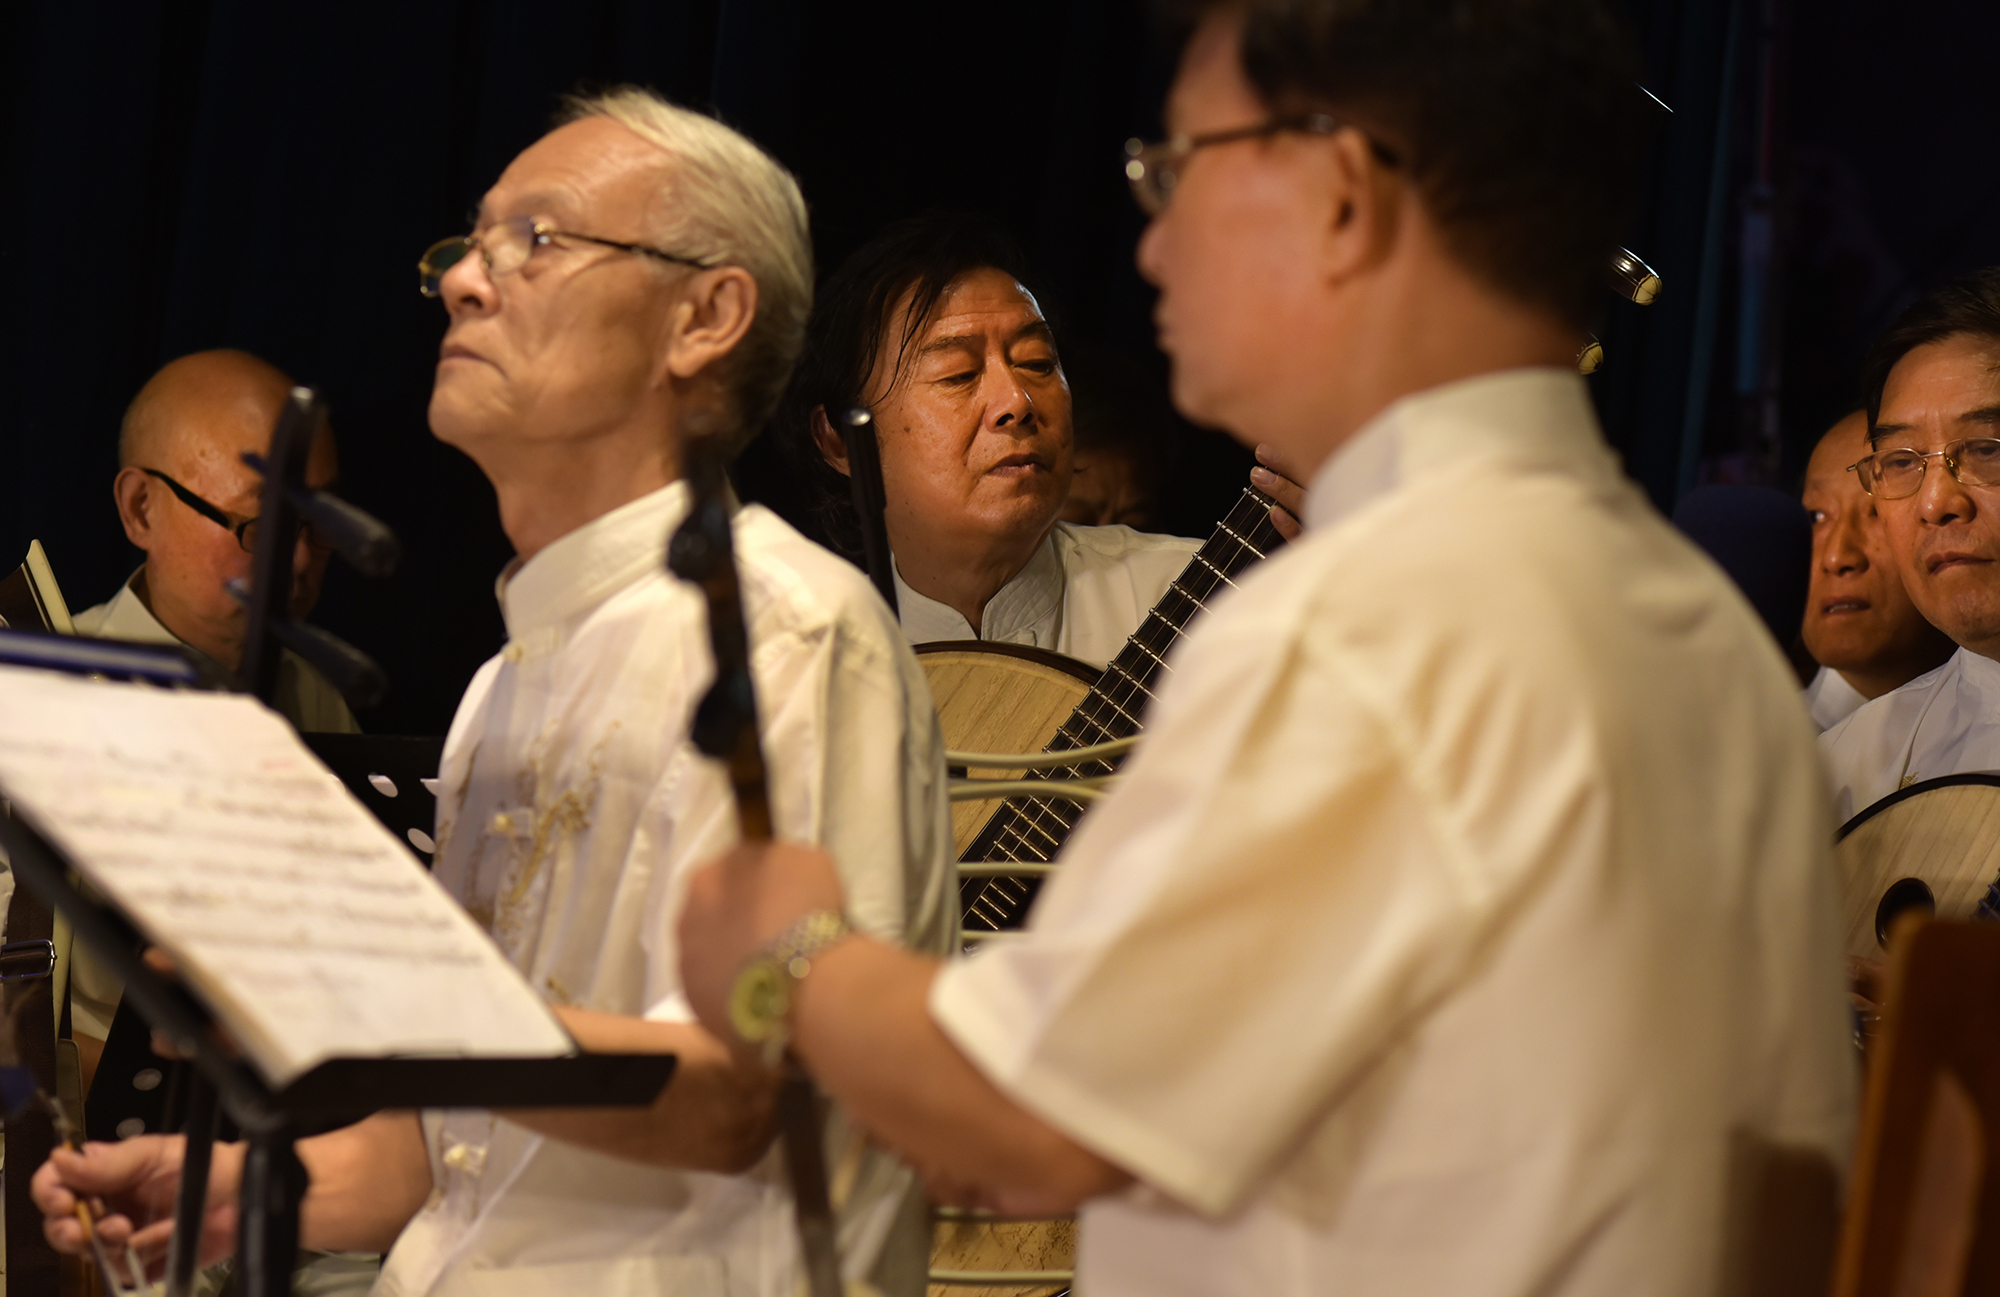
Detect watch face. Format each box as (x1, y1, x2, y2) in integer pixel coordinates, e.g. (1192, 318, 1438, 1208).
(730, 959, 790, 1043)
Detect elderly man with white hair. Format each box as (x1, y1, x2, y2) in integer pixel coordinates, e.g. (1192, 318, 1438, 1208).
(33, 88, 952, 1297)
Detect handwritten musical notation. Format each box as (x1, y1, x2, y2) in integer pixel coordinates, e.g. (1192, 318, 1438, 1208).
(0, 666, 568, 1087)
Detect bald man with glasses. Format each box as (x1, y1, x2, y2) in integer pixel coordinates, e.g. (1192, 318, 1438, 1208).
(1821, 269, 2000, 820)
(62, 351, 373, 1294)
(76, 348, 360, 734)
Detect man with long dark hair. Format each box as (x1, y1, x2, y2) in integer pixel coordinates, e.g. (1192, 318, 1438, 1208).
(775, 211, 1299, 665)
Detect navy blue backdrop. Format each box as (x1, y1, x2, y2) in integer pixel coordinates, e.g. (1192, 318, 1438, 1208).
(3, 0, 1995, 734)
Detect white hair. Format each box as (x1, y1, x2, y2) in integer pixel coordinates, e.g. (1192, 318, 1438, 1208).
(562, 87, 812, 450)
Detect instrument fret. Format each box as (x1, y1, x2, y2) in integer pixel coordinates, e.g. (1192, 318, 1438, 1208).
(960, 488, 1287, 930)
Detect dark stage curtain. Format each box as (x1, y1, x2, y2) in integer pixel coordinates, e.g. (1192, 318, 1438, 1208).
(4, 0, 1990, 733)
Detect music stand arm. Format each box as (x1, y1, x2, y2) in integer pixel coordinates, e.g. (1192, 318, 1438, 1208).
(163, 1069, 217, 1297)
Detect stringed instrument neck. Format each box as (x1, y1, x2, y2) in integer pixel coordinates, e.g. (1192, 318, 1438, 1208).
(958, 487, 1288, 925)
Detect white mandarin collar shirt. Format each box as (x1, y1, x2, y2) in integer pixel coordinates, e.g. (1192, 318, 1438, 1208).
(1819, 646, 2000, 821)
(931, 368, 1853, 1297)
(379, 482, 953, 1297)
(895, 521, 1198, 668)
(1803, 664, 1870, 733)
(72, 572, 359, 734)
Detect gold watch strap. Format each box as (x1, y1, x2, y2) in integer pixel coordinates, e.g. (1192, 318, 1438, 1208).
(766, 909, 852, 979)
(730, 910, 853, 1065)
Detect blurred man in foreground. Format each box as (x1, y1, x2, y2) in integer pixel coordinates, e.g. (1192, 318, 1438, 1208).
(677, 3, 1853, 1295)
(1799, 408, 1953, 731)
(1821, 269, 2000, 818)
(37, 88, 950, 1297)
(77, 348, 358, 733)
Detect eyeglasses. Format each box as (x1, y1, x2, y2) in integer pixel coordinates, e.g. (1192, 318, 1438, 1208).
(141, 468, 333, 555)
(1850, 438, 2000, 500)
(1122, 113, 1400, 216)
(417, 215, 716, 297)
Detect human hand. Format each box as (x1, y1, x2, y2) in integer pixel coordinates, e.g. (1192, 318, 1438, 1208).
(677, 840, 848, 1055)
(1249, 445, 1307, 541)
(34, 1135, 243, 1276)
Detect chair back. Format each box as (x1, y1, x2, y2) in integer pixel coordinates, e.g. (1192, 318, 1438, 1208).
(1835, 919, 2000, 1296)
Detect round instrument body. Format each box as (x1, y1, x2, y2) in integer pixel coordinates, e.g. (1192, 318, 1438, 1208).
(928, 1216, 1076, 1297)
(916, 641, 1096, 856)
(1835, 773, 2000, 961)
(916, 643, 1087, 1294)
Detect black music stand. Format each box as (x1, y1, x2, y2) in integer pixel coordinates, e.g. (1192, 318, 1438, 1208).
(301, 733, 447, 865)
(0, 810, 674, 1297)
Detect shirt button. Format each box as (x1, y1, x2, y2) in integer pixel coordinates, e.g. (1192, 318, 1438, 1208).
(490, 812, 514, 834)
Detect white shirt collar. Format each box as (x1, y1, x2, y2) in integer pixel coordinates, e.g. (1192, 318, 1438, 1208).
(1803, 664, 1870, 732)
(1304, 367, 1608, 532)
(895, 529, 1065, 644)
(86, 571, 183, 647)
(499, 481, 690, 641)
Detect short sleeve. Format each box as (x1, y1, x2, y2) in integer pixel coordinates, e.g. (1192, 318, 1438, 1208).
(929, 602, 1534, 1217)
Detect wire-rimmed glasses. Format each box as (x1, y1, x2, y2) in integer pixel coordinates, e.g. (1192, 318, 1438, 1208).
(1121, 113, 1399, 215)
(1850, 438, 2000, 499)
(417, 215, 715, 296)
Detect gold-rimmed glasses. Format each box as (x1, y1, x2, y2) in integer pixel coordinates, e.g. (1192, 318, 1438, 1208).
(1850, 438, 2000, 499)
(417, 215, 716, 296)
(1121, 112, 1399, 215)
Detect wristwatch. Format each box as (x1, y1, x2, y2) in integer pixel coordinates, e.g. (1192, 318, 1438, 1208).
(729, 909, 852, 1067)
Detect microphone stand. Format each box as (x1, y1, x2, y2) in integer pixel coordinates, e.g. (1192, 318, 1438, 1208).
(235, 385, 398, 711)
(837, 408, 896, 615)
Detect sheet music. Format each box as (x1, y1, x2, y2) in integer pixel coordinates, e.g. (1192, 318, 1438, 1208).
(0, 664, 569, 1087)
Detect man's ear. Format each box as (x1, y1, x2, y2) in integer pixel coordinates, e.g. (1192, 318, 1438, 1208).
(809, 407, 853, 478)
(1319, 127, 1402, 286)
(112, 467, 158, 552)
(663, 266, 759, 382)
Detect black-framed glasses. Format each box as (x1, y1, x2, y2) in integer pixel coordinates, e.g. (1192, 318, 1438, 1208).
(417, 215, 717, 296)
(141, 469, 333, 555)
(1849, 438, 2000, 500)
(1122, 113, 1401, 216)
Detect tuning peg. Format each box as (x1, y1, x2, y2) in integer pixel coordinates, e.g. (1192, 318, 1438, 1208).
(1609, 248, 1661, 305)
(1578, 336, 1605, 375)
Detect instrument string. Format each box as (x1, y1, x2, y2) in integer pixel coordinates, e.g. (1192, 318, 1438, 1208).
(959, 487, 1288, 933)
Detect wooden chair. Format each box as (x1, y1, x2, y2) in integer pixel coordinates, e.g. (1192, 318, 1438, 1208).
(1834, 919, 2000, 1295)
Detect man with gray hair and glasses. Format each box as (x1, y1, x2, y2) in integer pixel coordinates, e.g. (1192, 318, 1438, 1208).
(1820, 268, 2000, 820)
(34, 87, 952, 1297)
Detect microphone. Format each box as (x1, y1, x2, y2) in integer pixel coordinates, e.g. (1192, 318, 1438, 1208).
(240, 453, 402, 577)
